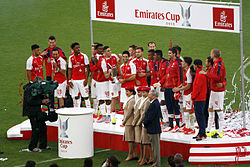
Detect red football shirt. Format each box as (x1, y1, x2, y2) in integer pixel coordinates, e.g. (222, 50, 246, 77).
(120, 62, 136, 88)
(68, 52, 89, 80)
(52, 57, 66, 84)
(26, 55, 44, 81)
(131, 58, 149, 86)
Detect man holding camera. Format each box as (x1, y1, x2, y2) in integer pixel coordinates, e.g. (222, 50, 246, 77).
(23, 77, 50, 152)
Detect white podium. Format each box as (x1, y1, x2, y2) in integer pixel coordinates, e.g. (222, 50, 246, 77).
(56, 108, 94, 158)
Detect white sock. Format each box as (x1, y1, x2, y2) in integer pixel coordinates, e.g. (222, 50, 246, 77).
(106, 104, 111, 115)
(184, 112, 190, 129)
(207, 112, 215, 132)
(73, 98, 81, 107)
(84, 99, 91, 108)
(160, 105, 168, 122)
(111, 112, 116, 120)
(190, 113, 195, 130)
(217, 112, 224, 133)
(99, 103, 106, 116)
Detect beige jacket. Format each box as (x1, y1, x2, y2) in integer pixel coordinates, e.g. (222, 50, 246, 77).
(122, 96, 135, 126)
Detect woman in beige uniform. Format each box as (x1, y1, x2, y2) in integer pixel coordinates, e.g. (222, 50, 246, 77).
(132, 87, 143, 163)
(138, 87, 154, 166)
(122, 86, 136, 161)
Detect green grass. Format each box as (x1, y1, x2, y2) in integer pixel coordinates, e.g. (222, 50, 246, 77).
(0, 0, 249, 166)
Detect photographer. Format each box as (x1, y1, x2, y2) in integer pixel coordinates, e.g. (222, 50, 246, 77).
(23, 77, 51, 152)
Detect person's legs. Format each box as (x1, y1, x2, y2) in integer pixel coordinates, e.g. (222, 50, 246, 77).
(46, 76, 55, 109)
(38, 120, 47, 149)
(139, 144, 148, 165)
(194, 101, 206, 137)
(28, 117, 39, 151)
(125, 142, 134, 160)
(151, 134, 161, 167)
(165, 88, 174, 129)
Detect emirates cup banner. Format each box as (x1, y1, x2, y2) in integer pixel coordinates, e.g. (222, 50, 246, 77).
(90, 0, 240, 33)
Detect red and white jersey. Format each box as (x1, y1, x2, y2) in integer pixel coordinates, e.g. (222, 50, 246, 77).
(96, 57, 109, 82)
(106, 54, 119, 69)
(68, 52, 89, 80)
(52, 57, 66, 84)
(148, 60, 158, 86)
(26, 55, 44, 81)
(120, 62, 136, 88)
(131, 57, 149, 86)
(183, 66, 193, 95)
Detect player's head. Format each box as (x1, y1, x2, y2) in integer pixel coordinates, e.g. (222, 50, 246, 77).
(126, 88, 136, 97)
(148, 89, 158, 101)
(167, 155, 175, 167)
(148, 41, 156, 50)
(174, 153, 183, 166)
(92, 42, 99, 54)
(210, 48, 221, 59)
(173, 45, 181, 55)
(136, 47, 144, 59)
(129, 45, 137, 57)
(48, 35, 56, 48)
(122, 51, 130, 63)
(147, 49, 155, 61)
(183, 57, 192, 68)
(71, 42, 80, 54)
(103, 46, 111, 57)
(52, 48, 59, 59)
(83, 158, 93, 167)
(206, 56, 214, 67)
(25, 160, 36, 167)
(31, 44, 40, 56)
(95, 43, 104, 54)
(193, 59, 203, 70)
(155, 50, 163, 61)
(190, 65, 196, 77)
(168, 48, 177, 60)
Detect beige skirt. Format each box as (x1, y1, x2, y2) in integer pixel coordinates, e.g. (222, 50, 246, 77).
(141, 127, 150, 144)
(134, 125, 142, 143)
(123, 125, 135, 142)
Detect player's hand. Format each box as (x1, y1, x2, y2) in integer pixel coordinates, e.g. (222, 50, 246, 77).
(217, 83, 224, 88)
(108, 69, 113, 74)
(83, 79, 88, 87)
(138, 73, 146, 77)
(135, 79, 141, 86)
(94, 83, 96, 88)
(153, 82, 161, 88)
(42, 99, 49, 104)
(173, 87, 179, 93)
(160, 87, 165, 92)
(118, 53, 122, 59)
(119, 79, 125, 83)
(66, 84, 69, 90)
(199, 71, 207, 75)
(41, 51, 48, 56)
(69, 82, 74, 88)
(93, 57, 98, 65)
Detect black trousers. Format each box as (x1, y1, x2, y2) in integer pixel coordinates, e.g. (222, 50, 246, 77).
(28, 116, 47, 150)
(46, 76, 55, 109)
(164, 88, 180, 128)
(205, 92, 219, 129)
(146, 76, 151, 87)
(194, 101, 206, 137)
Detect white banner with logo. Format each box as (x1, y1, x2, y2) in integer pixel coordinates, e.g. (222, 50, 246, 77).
(90, 0, 240, 33)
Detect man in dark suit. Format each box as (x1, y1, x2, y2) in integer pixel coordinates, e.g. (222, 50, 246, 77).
(143, 89, 162, 167)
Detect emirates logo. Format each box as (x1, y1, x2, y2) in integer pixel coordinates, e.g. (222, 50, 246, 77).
(102, 1, 109, 13)
(220, 11, 227, 23)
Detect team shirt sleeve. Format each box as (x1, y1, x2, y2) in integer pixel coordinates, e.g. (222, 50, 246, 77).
(68, 57, 72, 68)
(84, 54, 89, 65)
(186, 68, 192, 84)
(130, 62, 137, 74)
(26, 57, 33, 70)
(60, 59, 67, 70)
(101, 59, 107, 72)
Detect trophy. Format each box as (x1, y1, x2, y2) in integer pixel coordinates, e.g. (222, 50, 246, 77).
(180, 5, 191, 27)
(59, 118, 69, 138)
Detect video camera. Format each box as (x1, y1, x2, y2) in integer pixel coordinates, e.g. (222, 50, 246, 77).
(30, 81, 59, 122)
(30, 81, 58, 97)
